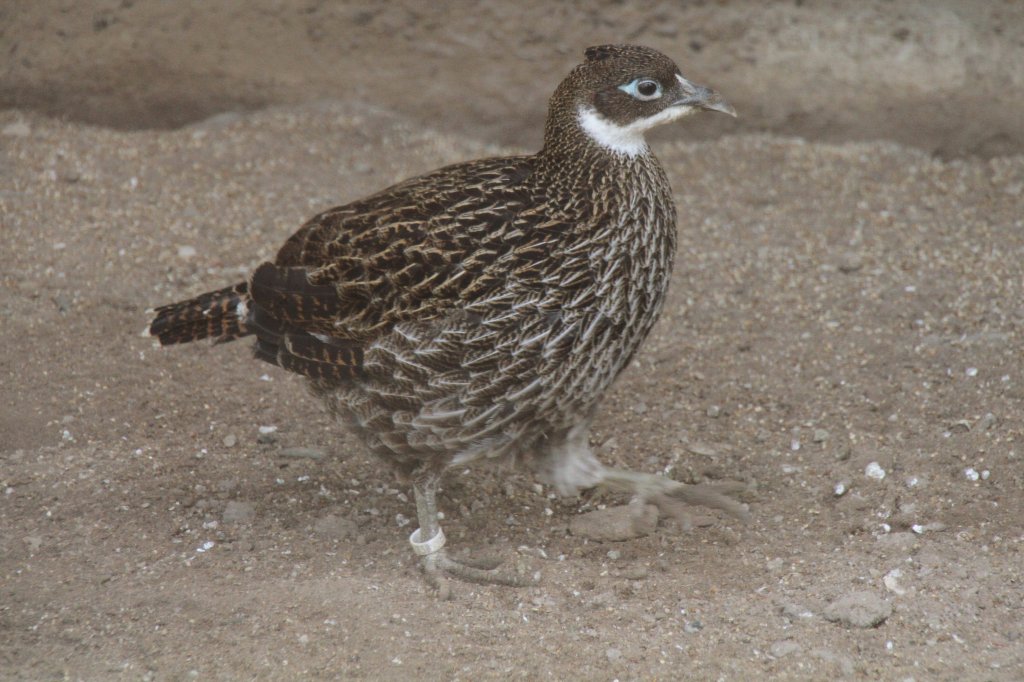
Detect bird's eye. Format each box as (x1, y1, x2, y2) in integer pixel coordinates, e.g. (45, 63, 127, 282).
(619, 78, 663, 101)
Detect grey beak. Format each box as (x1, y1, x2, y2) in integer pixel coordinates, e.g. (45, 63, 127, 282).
(674, 74, 737, 117)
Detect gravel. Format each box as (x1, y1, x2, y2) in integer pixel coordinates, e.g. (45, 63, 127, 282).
(823, 592, 893, 628)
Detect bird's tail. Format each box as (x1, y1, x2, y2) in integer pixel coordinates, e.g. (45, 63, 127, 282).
(147, 282, 252, 346)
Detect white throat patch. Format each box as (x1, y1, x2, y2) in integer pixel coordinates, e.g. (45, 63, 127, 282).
(577, 104, 694, 157)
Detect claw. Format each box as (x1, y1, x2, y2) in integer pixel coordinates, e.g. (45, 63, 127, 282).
(411, 476, 538, 596)
(600, 467, 750, 526)
(415, 535, 538, 598)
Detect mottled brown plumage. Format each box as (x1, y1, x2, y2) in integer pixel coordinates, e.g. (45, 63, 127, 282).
(148, 45, 742, 593)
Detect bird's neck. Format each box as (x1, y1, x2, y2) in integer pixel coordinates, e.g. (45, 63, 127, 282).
(540, 101, 654, 163)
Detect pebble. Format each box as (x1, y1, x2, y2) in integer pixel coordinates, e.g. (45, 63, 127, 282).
(280, 447, 325, 460)
(780, 602, 814, 620)
(568, 504, 658, 542)
(769, 639, 801, 658)
(883, 568, 906, 595)
(256, 431, 278, 444)
(605, 648, 622, 663)
(836, 252, 863, 273)
(222, 434, 237, 448)
(685, 441, 718, 457)
(864, 461, 886, 480)
(222, 501, 256, 524)
(823, 591, 892, 628)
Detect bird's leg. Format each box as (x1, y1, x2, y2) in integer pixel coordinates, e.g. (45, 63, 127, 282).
(598, 467, 750, 530)
(538, 425, 749, 529)
(410, 473, 535, 596)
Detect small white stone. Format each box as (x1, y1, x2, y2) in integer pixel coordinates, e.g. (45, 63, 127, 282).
(865, 461, 886, 480)
(981, 470, 990, 480)
(834, 481, 848, 496)
(177, 245, 197, 259)
(964, 467, 980, 482)
(965, 367, 978, 377)
(258, 425, 278, 434)
(883, 568, 906, 595)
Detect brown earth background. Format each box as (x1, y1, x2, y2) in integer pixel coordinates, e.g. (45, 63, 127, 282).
(2, 1, 1023, 680)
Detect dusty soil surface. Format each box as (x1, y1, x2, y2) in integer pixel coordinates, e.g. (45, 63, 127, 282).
(2, 2, 1023, 680)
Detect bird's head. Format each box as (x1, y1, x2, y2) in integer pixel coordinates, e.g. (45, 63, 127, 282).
(547, 44, 735, 157)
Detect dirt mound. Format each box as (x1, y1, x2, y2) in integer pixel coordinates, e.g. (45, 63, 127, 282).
(3, 0, 1023, 158)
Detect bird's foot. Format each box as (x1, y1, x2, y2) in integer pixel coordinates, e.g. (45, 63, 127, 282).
(599, 467, 750, 530)
(410, 526, 537, 599)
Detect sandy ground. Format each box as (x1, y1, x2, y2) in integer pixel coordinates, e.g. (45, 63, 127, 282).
(2, 2, 1024, 680)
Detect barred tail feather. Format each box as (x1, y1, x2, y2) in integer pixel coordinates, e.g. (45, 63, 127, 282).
(148, 282, 252, 346)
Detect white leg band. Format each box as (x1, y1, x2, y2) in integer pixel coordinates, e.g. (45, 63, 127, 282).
(409, 526, 446, 556)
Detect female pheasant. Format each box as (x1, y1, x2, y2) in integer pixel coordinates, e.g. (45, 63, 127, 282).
(148, 44, 743, 592)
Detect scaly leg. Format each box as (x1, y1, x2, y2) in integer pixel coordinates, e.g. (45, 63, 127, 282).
(411, 473, 535, 597)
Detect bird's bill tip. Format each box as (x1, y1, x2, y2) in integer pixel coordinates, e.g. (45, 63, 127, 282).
(673, 74, 737, 118)
(702, 95, 737, 118)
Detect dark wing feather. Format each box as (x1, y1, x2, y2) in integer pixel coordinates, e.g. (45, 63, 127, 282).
(246, 155, 541, 381)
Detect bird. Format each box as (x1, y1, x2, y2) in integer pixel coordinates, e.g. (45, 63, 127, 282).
(147, 44, 745, 593)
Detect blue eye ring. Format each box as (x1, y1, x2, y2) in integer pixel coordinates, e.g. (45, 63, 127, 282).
(619, 78, 663, 101)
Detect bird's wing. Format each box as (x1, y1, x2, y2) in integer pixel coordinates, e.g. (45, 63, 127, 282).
(247, 155, 559, 380)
